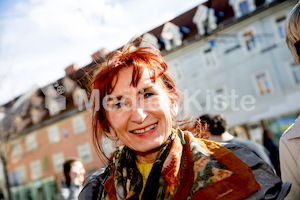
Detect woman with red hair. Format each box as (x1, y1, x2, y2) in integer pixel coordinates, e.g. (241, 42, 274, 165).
(79, 40, 289, 200)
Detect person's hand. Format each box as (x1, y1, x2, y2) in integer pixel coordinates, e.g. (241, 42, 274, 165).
(70, 161, 86, 186)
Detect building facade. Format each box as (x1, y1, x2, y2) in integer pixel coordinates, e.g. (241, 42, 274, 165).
(141, 0, 299, 144)
(0, 67, 106, 199)
(6, 110, 103, 200)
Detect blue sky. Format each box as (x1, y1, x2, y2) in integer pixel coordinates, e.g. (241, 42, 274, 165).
(0, 0, 206, 105)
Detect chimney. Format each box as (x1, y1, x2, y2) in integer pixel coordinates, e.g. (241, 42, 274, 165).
(65, 63, 79, 76)
(91, 48, 110, 62)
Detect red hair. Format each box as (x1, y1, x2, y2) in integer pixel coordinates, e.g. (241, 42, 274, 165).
(90, 41, 180, 162)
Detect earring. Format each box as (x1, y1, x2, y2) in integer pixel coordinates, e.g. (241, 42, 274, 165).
(115, 138, 120, 151)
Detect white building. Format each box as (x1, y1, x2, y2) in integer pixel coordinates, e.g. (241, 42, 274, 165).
(142, 0, 299, 143)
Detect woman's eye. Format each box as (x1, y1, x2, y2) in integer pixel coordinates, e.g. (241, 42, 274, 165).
(113, 102, 124, 109)
(143, 92, 154, 99)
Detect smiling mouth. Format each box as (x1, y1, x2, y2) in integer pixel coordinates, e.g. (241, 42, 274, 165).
(130, 123, 158, 134)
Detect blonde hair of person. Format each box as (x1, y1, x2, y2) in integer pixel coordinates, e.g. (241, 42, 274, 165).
(285, 1, 300, 64)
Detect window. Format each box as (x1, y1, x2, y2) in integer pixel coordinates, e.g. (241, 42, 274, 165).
(73, 88, 85, 108)
(43, 85, 66, 116)
(213, 86, 228, 111)
(275, 16, 286, 40)
(9, 172, 18, 186)
(48, 100, 60, 116)
(14, 116, 26, 133)
(12, 142, 22, 157)
(77, 143, 93, 163)
(167, 61, 182, 84)
(62, 128, 69, 137)
(287, 61, 300, 85)
(161, 22, 182, 51)
(42, 156, 48, 171)
(230, 0, 256, 18)
(31, 95, 42, 108)
(244, 31, 256, 52)
(72, 115, 86, 134)
(15, 165, 27, 184)
(239, 1, 249, 15)
(30, 160, 42, 180)
(26, 134, 38, 152)
(141, 33, 159, 48)
(253, 70, 273, 95)
(202, 41, 218, 68)
(240, 28, 260, 54)
(31, 109, 41, 124)
(63, 77, 74, 93)
(256, 74, 271, 94)
(204, 48, 218, 68)
(48, 125, 60, 143)
(165, 27, 175, 47)
(52, 152, 64, 172)
(193, 5, 217, 36)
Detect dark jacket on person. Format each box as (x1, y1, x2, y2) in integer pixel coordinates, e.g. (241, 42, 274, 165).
(226, 137, 274, 168)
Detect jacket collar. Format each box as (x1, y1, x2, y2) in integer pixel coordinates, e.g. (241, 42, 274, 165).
(285, 115, 300, 140)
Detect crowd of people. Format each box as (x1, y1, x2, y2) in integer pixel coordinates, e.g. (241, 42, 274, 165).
(53, 1, 300, 200)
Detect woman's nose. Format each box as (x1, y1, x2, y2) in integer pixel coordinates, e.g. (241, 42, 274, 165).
(130, 106, 147, 124)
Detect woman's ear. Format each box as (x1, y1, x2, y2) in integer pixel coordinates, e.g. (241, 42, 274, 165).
(170, 101, 178, 118)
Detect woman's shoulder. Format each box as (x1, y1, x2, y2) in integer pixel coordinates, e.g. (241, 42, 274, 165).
(209, 141, 291, 200)
(222, 142, 265, 166)
(78, 163, 112, 200)
(195, 138, 265, 167)
(84, 164, 112, 185)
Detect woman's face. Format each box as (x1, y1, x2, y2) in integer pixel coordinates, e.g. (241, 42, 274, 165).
(106, 67, 177, 153)
(70, 161, 86, 184)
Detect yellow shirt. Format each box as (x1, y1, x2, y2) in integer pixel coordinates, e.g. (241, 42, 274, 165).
(105, 162, 153, 200)
(136, 162, 153, 198)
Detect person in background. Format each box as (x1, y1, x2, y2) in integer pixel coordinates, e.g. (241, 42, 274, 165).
(198, 114, 274, 169)
(263, 130, 280, 176)
(280, 2, 300, 199)
(58, 158, 86, 200)
(78, 39, 290, 200)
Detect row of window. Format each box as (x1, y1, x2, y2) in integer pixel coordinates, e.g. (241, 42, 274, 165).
(12, 115, 87, 157)
(10, 142, 92, 185)
(202, 17, 286, 69)
(230, 0, 258, 18)
(166, 14, 288, 87)
(179, 63, 300, 113)
(171, 58, 300, 97)
(216, 65, 298, 99)
(144, 0, 277, 53)
(48, 115, 86, 143)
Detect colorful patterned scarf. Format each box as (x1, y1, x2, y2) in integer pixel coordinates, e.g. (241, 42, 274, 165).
(104, 129, 260, 200)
